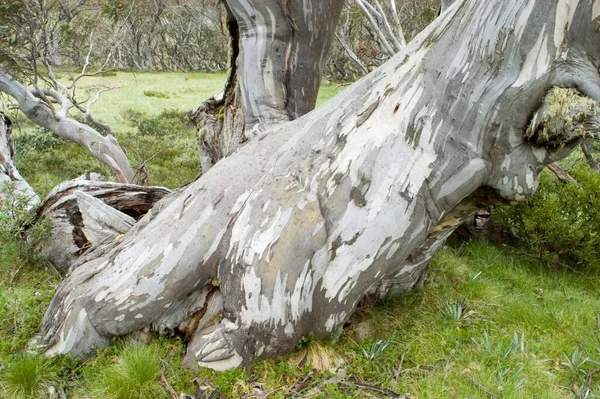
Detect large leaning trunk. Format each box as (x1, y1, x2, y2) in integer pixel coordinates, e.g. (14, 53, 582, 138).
(190, 0, 345, 171)
(40, 0, 600, 371)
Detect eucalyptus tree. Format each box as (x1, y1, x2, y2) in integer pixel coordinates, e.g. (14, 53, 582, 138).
(32, 0, 600, 372)
(190, 0, 346, 171)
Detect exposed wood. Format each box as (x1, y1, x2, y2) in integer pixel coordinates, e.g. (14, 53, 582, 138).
(35, 180, 171, 270)
(75, 191, 136, 246)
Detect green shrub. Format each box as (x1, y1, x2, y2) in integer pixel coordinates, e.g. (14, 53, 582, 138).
(0, 182, 51, 263)
(85, 343, 167, 399)
(143, 90, 170, 99)
(494, 161, 600, 270)
(12, 128, 65, 156)
(0, 355, 58, 399)
(120, 107, 147, 127)
(136, 109, 190, 137)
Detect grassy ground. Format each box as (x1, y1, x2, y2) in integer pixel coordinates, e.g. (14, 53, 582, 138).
(1, 72, 599, 398)
(2, 240, 600, 398)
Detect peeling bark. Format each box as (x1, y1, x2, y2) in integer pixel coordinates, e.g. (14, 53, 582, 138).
(39, 0, 600, 371)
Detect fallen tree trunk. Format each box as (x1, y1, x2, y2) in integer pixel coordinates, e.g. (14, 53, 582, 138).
(39, 0, 600, 371)
(34, 180, 171, 270)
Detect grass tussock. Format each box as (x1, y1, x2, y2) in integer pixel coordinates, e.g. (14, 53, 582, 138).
(0, 355, 58, 399)
(84, 343, 166, 399)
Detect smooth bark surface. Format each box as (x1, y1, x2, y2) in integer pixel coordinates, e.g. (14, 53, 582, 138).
(39, 0, 600, 371)
(190, 0, 345, 170)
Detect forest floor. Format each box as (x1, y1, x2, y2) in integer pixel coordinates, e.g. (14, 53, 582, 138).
(1, 72, 599, 398)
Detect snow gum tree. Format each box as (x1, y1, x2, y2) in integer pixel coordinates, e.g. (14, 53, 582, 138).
(23, 0, 600, 371)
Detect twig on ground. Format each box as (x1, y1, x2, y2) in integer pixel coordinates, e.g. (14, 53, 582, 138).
(341, 377, 403, 398)
(464, 376, 496, 399)
(160, 372, 179, 399)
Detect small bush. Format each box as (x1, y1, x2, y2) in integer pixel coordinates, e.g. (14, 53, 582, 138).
(143, 90, 170, 99)
(12, 128, 65, 156)
(120, 108, 147, 127)
(0, 182, 51, 263)
(0, 355, 58, 399)
(494, 161, 600, 270)
(86, 343, 166, 399)
(136, 109, 190, 137)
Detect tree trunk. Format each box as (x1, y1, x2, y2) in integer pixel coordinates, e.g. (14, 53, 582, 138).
(39, 0, 600, 371)
(190, 0, 345, 170)
(0, 113, 39, 208)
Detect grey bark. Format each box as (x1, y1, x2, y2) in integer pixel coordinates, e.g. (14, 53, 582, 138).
(190, 0, 345, 170)
(38, 0, 600, 371)
(581, 140, 600, 171)
(440, 0, 457, 14)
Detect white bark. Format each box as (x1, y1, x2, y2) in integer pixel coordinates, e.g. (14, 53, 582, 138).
(39, 0, 600, 371)
(0, 71, 135, 183)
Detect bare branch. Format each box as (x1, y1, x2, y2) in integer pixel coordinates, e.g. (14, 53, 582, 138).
(0, 71, 135, 183)
(372, 0, 403, 51)
(354, 0, 396, 56)
(337, 8, 369, 75)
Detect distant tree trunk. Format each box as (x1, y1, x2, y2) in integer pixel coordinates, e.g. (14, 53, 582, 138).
(190, 0, 345, 171)
(39, 0, 600, 372)
(0, 113, 39, 208)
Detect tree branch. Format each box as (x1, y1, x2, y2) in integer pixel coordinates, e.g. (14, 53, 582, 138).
(0, 71, 135, 183)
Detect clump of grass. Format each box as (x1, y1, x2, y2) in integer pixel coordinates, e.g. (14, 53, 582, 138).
(143, 90, 170, 99)
(0, 355, 58, 399)
(289, 340, 343, 371)
(441, 297, 469, 321)
(86, 343, 166, 399)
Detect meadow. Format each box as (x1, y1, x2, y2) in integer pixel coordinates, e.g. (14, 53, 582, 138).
(1, 72, 599, 398)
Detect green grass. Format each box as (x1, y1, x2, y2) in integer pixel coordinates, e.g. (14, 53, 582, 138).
(0, 355, 58, 399)
(83, 342, 167, 399)
(59, 71, 227, 134)
(170, 240, 600, 398)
